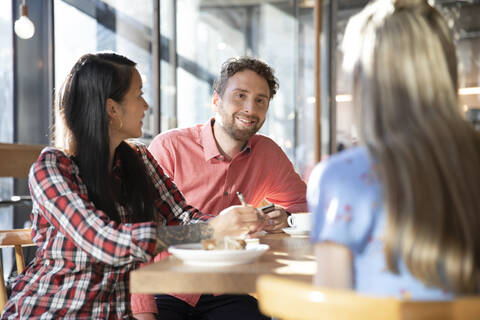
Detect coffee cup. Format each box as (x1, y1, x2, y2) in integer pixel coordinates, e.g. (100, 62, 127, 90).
(287, 212, 311, 231)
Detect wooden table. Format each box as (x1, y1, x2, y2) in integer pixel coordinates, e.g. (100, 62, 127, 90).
(130, 233, 316, 294)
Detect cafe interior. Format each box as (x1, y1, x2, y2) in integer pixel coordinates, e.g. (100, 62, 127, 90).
(0, 0, 480, 318)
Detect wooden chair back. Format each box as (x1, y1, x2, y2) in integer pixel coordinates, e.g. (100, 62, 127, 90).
(0, 143, 42, 312)
(256, 275, 480, 320)
(0, 143, 44, 178)
(0, 229, 34, 312)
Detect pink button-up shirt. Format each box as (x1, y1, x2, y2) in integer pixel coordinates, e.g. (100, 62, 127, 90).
(131, 119, 307, 314)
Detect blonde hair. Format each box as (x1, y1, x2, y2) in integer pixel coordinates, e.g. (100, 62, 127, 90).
(343, 0, 480, 293)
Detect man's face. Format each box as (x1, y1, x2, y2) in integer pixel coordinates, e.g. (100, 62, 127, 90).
(214, 69, 270, 142)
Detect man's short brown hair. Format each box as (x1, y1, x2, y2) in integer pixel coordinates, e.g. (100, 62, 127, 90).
(213, 57, 279, 100)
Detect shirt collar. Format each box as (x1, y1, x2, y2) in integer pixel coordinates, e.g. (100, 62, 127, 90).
(201, 118, 252, 161)
(201, 118, 222, 161)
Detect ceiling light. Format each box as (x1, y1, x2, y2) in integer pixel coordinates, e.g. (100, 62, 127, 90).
(14, 0, 35, 40)
(336, 94, 352, 102)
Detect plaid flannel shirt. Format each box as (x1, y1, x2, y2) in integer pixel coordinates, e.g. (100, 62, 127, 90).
(1, 143, 212, 319)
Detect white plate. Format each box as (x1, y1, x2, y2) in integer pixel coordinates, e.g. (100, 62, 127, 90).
(282, 227, 310, 236)
(168, 243, 270, 267)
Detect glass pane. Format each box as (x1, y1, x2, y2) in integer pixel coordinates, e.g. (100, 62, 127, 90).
(172, 0, 315, 177)
(177, 67, 211, 127)
(160, 0, 177, 130)
(54, 0, 156, 141)
(0, 1, 13, 144)
(334, 1, 480, 151)
(101, 0, 153, 29)
(334, 3, 363, 152)
(296, 4, 316, 179)
(257, 2, 297, 161)
(0, 0, 14, 278)
(439, 3, 480, 131)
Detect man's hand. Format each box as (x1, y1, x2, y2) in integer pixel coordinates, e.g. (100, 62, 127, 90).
(209, 205, 263, 239)
(262, 206, 289, 233)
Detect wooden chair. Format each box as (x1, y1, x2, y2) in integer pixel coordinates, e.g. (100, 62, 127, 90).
(256, 275, 480, 320)
(0, 229, 34, 312)
(0, 143, 44, 206)
(0, 143, 43, 312)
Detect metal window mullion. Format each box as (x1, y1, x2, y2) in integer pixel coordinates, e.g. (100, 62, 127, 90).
(153, 0, 161, 134)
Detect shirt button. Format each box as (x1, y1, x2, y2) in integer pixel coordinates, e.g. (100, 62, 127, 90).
(223, 191, 228, 196)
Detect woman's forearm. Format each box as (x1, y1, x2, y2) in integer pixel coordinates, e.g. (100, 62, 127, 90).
(154, 223, 214, 253)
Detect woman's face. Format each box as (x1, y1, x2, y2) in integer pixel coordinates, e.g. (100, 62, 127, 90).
(111, 68, 148, 141)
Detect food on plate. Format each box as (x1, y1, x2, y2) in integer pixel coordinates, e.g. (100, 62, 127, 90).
(202, 237, 247, 250)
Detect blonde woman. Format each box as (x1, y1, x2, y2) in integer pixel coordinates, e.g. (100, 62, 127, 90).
(307, 0, 480, 299)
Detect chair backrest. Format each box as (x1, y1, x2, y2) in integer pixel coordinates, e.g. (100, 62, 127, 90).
(256, 275, 480, 320)
(0, 229, 34, 313)
(0, 143, 42, 313)
(0, 143, 44, 178)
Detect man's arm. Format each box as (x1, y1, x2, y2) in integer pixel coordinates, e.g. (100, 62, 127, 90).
(262, 139, 308, 212)
(259, 140, 308, 232)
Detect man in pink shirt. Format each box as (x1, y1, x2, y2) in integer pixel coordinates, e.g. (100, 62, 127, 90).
(133, 57, 307, 320)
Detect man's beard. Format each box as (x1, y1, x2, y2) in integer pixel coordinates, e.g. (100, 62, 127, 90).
(217, 106, 263, 142)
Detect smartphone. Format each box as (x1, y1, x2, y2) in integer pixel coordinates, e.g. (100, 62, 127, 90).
(259, 203, 275, 214)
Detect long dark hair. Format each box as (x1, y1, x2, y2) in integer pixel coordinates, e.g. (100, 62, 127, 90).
(53, 52, 154, 223)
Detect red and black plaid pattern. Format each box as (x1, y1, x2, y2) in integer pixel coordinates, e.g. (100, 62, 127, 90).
(1, 143, 211, 319)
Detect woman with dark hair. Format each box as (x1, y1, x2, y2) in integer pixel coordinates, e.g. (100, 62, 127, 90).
(308, 0, 480, 299)
(1, 52, 261, 319)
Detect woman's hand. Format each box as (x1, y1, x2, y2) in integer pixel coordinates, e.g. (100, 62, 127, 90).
(154, 205, 262, 253)
(209, 205, 263, 239)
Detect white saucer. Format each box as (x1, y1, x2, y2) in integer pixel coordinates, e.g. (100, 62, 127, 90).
(168, 243, 269, 267)
(282, 227, 310, 236)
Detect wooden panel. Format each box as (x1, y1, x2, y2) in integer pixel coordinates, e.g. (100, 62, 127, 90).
(0, 229, 35, 313)
(0, 229, 33, 247)
(0, 143, 41, 313)
(0, 261, 5, 313)
(401, 298, 480, 320)
(0, 143, 44, 178)
(14, 246, 26, 274)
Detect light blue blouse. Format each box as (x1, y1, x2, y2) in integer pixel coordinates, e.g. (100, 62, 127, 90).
(307, 146, 452, 300)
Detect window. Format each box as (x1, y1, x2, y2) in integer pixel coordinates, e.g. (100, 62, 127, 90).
(162, 0, 316, 178)
(54, 0, 157, 140)
(333, 1, 480, 149)
(0, 1, 13, 144)
(0, 0, 14, 279)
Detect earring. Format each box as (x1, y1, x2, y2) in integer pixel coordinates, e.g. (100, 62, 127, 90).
(118, 118, 123, 130)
